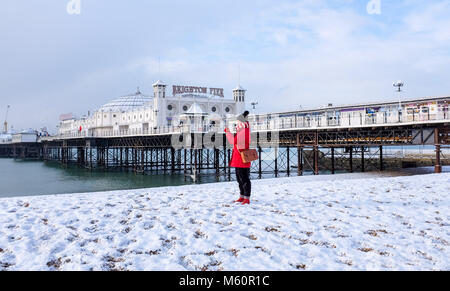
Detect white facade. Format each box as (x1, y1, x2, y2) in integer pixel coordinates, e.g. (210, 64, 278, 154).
(12, 132, 37, 143)
(59, 81, 246, 136)
(0, 133, 12, 144)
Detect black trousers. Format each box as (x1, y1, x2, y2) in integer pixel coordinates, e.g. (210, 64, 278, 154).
(235, 168, 251, 198)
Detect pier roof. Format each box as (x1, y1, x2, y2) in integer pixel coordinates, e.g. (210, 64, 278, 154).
(99, 89, 152, 112)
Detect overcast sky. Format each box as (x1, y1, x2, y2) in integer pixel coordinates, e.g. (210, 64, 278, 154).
(1, 0, 450, 131)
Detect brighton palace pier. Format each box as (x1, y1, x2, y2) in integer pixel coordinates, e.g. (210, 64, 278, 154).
(1, 80, 449, 180)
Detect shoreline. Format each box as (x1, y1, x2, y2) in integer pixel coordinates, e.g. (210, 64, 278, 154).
(1, 170, 449, 271)
(1, 166, 448, 200)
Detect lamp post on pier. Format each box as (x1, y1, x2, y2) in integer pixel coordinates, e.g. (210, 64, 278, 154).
(393, 81, 404, 122)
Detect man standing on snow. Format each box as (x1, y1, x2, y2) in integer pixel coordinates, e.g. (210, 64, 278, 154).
(224, 111, 252, 205)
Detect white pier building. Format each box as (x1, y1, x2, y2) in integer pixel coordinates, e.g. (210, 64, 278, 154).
(59, 81, 246, 137)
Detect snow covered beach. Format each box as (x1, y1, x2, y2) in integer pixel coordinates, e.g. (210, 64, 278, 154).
(1, 171, 449, 271)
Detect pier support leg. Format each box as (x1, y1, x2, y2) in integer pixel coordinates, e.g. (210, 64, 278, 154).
(227, 149, 231, 181)
(286, 146, 290, 177)
(274, 147, 278, 177)
(349, 147, 353, 173)
(435, 128, 442, 174)
(85, 147, 88, 168)
(379, 146, 383, 171)
(150, 148, 153, 172)
(141, 148, 145, 175)
(199, 149, 203, 171)
(215, 149, 219, 178)
(435, 145, 442, 173)
(120, 147, 123, 168)
(194, 149, 198, 180)
(177, 149, 181, 172)
(313, 147, 319, 175)
(331, 147, 335, 175)
(89, 148, 93, 169)
(106, 147, 109, 169)
(361, 147, 365, 173)
(171, 148, 175, 174)
(297, 133, 303, 176)
(314, 132, 319, 175)
(190, 149, 193, 175)
(298, 147, 303, 176)
(184, 149, 187, 181)
(258, 147, 262, 179)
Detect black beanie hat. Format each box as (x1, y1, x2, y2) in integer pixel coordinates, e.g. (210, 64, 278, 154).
(236, 111, 250, 122)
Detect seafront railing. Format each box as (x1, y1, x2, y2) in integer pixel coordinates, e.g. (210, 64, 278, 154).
(252, 110, 450, 131)
(40, 109, 450, 141)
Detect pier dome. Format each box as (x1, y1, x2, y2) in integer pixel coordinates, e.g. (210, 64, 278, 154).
(99, 88, 152, 112)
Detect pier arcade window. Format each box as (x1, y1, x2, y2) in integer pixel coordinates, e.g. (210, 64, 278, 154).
(212, 106, 217, 113)
(225, 107, 230, 113)
(183, 105, 188, 111)
(168, 105, 173, 111)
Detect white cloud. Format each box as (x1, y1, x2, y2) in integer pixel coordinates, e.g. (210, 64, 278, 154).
(2, 1, 450, 130)
(120, 1, 449, 115)
(403, 0, 450, 42)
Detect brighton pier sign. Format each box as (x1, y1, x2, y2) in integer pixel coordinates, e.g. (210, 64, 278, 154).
(173, 85, 224, 98)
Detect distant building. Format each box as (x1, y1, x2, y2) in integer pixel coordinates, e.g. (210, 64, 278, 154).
(59, 80, 246, 136)
(12, 130, 38, 143)
(0, 133, 12, 144)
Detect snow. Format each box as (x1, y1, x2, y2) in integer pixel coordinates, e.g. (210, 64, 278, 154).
(0, 172, 449, 271)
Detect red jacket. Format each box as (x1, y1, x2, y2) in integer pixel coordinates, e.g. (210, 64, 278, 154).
(225, 122, 251, 168)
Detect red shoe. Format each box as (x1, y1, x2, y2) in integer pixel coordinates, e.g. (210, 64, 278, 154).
(241, 199, 250, 205)
(234, 197, 245, 203)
